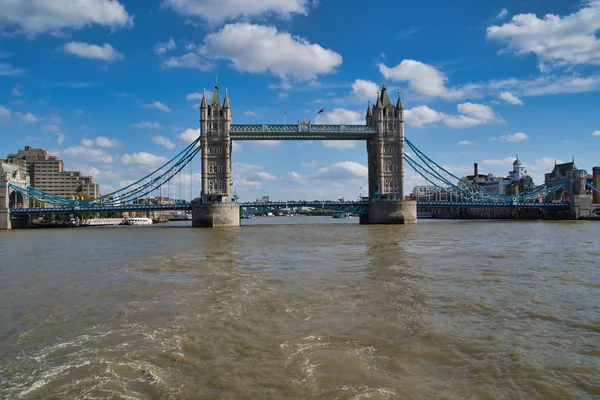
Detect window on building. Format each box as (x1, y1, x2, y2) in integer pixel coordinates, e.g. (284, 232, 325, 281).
(217, 165, 223, 173)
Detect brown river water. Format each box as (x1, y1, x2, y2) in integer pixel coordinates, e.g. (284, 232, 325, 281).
(0, 217, 598, 399)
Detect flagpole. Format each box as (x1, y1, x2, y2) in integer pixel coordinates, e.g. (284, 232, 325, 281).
(284, 108, 286, 126)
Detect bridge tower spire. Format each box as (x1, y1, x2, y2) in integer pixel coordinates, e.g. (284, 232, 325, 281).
(363, 82, 416, 224)
(193, 81, 239, 227)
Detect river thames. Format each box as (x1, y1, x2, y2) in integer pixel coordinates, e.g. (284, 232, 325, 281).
(0, 218, 598, 399)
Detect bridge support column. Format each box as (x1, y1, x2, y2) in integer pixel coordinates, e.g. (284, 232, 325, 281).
(362, 200, 417, 225)
(192, 201, 240, 227)
(0, 173, 11, 230)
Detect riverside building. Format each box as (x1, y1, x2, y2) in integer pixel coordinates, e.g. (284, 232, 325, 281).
(4, 146, 100, 200)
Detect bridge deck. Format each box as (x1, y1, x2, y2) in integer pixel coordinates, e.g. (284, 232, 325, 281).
(229, 124, 377, 140)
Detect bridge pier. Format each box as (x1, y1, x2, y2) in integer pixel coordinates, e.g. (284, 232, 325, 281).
(363, 200, 417, 225)
(192, 201, 240, 227)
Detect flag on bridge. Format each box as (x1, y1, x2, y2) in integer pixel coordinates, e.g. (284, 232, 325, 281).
(318, 108, 324, 114)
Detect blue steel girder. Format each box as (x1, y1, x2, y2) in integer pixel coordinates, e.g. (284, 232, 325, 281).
(229, 124, 377, 141)
(10, 204, 192, 215)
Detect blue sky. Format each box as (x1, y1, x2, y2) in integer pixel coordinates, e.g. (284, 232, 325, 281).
(1, 0, 599, 201)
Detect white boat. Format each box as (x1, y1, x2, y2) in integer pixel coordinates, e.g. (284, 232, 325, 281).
(82, 218, 125, 226)
(125, 217, 153, 225)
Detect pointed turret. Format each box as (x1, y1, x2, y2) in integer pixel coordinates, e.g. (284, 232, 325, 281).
(200, 88, 208, 109)
(375, 91, 382, 108)
(379, 82, 391, 107)
(223, 88, 230, 108)
(396, 90, 403, 110)
(366, 99, 372, 118)
(211, 78, 220, 107)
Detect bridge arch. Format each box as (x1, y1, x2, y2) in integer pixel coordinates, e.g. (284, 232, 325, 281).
(9, 190, 26, 209)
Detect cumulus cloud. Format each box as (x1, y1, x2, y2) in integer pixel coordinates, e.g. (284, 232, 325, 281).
(154, 37, 176, 55)
(244, 110, 259, 117)
(351, 79, 378, 101)
(458, 140, 472, 145)
(491, 132, 529, 142)
(499, 91, 524, 105)
(64, 42, 122, 61)
(163, 0, 309, 23)
(405, 103, 500, 128)
(233, 163, 279, 189)
(131, 121, 163, 129)
(11, 85, 22, 96)
(17, 112, 41, 123)
(379, 59, 471, 99)
(0, 63, 24, 76)
(592, 130, 600, 136)
(289, 161, 367, 183)
(198, 23, 342, 81)
(81, 136, 121, 148)
(164, 52, 215, 71)
(315, 108, 362, 125)
(177, 128, 198, 143)
(186, 92, 203, 101)
(0, 105, 11, 124)
(497, 8, 508, 19)
(0, 0, 133, 36)
(152, 135, 176, 149)
(489, 74, 600, 97)
(56, 132, 65, 146)
(487, 1, 600, 70)
(141, 101, 171, 112)
(121, 152, 169, 168)
(63, 146, 114, 163)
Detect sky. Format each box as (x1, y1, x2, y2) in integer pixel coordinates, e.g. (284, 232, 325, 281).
(1, 0, 599, 202)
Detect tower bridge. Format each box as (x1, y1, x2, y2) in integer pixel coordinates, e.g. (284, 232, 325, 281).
(1, 81, 598, 229)
(194, 82, 415, 227)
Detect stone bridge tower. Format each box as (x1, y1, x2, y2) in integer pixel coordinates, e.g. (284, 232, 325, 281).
(0, 162, 30, 230)
(363, 83, 416, 224)
(193, 82, 239, 227)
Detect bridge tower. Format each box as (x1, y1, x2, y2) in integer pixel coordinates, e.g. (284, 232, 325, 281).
(192, 82, 240, 227)
(363, 83, 417, 224)
(0, 161, 30, 230)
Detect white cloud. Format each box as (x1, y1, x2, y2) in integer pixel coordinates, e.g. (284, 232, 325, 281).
(233, 163, 279, 189)
(0, 105, 11, 124)
(47, 114, 62, 124)
(186, 92, 203, 101)
(199, 23, 342, 81)
(43, 124, 61, 132)
(405, 103, 500, 128)
(121, 152, 168, 168)
(379, 59, 469, 99)
(63, 146, 113, 163)
(17, 112, 41, 123)
(0, 63, 23, 76)
(154, 37, 176, 55)
(0, 0, 133, 36)
(315, 108, 362, 124)
(289, 161, 367, 183)
(152, 135, 176, 149)
(131, 121, 163, 129)
(497, 8, 508, 19)
(81, 136, 121, 148)
(163, 0, 309, 23)
(56, 132, 65, 146)
(351, 79, 378, 101)
(458, 140, 472, 145)
(164, 52, 215, 71)
(141, 101, 171, 112)
(244, 110, 259, 117)
(499, 91, 523, 105)
(323, 141, 356, 150)
(252, 140, 281, 148)
(492, 132, 529, 142)
(480, 157, 516, 166)
(177, 128, 198, 143)
(487, 1, 600, 70)
(592, 130, 600, 136)
(11, 85, 22, 96)
(489, 74, 600, 97)
(63, 41, 122, 61)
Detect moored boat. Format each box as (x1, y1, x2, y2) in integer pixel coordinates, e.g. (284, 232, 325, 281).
(124, 217, 153, 225)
